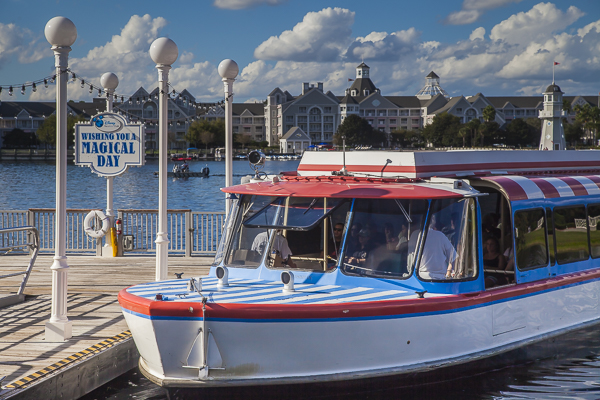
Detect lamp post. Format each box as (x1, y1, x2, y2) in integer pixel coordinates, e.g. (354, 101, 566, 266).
(149, 38, 178, 281)
(44, 16, 77, 342)
(218, 59, 239, 215)
(101, 72, 119, 255)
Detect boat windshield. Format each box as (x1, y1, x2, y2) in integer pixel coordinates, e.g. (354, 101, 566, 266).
(244, 197, 345, 231)
(223, 195, 351, 271)
(342, 199, 427, 278)
(342, 197, 478, 281)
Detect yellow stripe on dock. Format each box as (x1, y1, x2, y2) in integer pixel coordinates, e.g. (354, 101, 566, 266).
(2, 331, 132, 390)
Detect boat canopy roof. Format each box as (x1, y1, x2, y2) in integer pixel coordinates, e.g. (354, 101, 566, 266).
(222, 176, 476, 199)
(480, 175, 600, 202)
(298, 150, 600, 179)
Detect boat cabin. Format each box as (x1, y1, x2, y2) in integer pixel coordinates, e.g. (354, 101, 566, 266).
(218, 150, 600, 294)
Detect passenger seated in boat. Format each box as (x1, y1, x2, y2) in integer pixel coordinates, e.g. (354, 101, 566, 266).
(345, 229, 376, 270)
(412, 215, 457, 280)
(320, 222, 344, 260)
(484, 236, 508, 288)
(252, 230, 297, 268)
(346, 223, 362, 254)
(384, 223, 399, 251)
(395, 222, 408, 252)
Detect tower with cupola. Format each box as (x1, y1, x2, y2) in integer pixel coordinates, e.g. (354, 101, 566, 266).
(538, 82, 566, 150)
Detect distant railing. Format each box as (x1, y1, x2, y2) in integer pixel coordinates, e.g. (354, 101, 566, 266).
(0, 226, 40, 296)
(0, 209, 225, 256)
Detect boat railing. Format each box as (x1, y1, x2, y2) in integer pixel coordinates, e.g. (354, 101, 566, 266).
(0, 209, 225, 256)
(0, 226, 40, 299)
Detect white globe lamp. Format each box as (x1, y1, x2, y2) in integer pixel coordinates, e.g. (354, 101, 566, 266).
(44, 16, 77, 47)
(149, 38, 179, 66)
(100, 72, 119, 91)
(218, 59, 239, 80)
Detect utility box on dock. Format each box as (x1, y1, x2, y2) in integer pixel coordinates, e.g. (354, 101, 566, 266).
(122, 235, 134, 251)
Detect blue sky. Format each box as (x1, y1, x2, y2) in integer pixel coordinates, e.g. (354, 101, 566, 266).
(1, 0, 599, 103)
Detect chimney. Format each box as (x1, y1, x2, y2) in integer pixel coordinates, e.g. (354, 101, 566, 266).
(317, 82, 323, 92)
(302, 83, 309, 95)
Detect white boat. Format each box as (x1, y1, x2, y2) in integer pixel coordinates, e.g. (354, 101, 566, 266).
(119, 149, 600, 391)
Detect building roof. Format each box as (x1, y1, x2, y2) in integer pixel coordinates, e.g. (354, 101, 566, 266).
(357, 62, 369, 68)
(0, 101, 56, 118)
(426, 71, 439, 79)
(348, 78, 377, 97)
(339, 94, 359, 105)
(386, 96, 423, 108)
(485, 96, 543, 109)
(232, 103, 264, 116)
(281, 126, 310, 141)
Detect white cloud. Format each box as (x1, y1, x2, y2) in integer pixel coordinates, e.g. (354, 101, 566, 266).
(0, 23, 46, 68)
(470, 27, 486, 41)
(213, 0, 286, 10)
(490, 3, 584, 44)
(345, 28, 421, 61)
(254, 7, 354, 62)
(29, 15, 168, 101)
(444, 0, 523, 25)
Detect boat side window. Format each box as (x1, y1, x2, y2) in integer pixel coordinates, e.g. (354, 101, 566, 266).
(554, 205, 589, 264)
(546, 207, 556, 266)
(588, 204, 600, 258)
(514, 208, 548, 270)
(417, 198, 478, 281)
(342, 198, 428, 279)
(224, 195, 276, 268)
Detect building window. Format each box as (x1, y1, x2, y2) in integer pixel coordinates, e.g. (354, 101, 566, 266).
(324, 107, 331, 113)
(379, 120, 385, 125)
(456, 108, 462, 113)
(390, 119, 397, 125)
(299, 107, 307, 113)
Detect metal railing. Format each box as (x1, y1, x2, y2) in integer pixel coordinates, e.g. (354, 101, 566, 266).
(0, 209, 225, 256)
(0, 226, 40, 295)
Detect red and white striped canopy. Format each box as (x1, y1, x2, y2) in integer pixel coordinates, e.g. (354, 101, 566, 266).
(481, 175, 600, 202)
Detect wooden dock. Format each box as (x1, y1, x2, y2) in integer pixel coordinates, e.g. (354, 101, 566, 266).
(0, 254, 212, 399)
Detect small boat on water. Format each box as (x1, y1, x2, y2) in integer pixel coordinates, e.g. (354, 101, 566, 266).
(120, 148, 600, 391)
(153, 164, 210, 178)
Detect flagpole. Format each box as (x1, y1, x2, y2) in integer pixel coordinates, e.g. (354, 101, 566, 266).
(553, 62, 555, 83)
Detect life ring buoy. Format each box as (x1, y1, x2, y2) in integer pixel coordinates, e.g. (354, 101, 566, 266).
(84, 210, 110, 238)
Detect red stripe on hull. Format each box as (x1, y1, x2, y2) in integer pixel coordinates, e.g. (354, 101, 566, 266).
(119, 269, 600, 321)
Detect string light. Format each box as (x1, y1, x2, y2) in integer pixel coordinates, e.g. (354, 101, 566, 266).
(21, 85, 25, 95)
(32, 83, 36, 92)
(80, 79, 85, 88)
(8, 86, 13, 96)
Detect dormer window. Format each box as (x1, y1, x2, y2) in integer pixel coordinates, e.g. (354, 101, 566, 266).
(364, 90, 369, 96)
(358, 71, 361, 76)
(351, 90, 357, 96)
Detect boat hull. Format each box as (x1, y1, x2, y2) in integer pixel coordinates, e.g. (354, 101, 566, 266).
(120, 271, 600, 388)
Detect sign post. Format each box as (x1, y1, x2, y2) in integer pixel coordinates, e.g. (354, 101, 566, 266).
(75, 112, 145, 255)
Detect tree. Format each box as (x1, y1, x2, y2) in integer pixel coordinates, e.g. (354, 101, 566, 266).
(574, 104, 600, 143)
(564, 120, 584, 146)
(562, 99, 572, 115)
(421, 113, 461, 147)
(185, 119, 225, 149)
(333, 114, 386, 147)
(457, 127, 468, 147)
(2, 128, 38, 148)
(482, 105, 496, 123)
(477, 121, 500, 147)
(36, 114, 85, 149)
(465, 118, 481, 147)
(505, 118, 538, 147)
(390, 128, 422, 148)
(234, 133, 253, 148)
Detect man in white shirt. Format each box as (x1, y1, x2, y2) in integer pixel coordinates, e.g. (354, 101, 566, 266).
(408, 223, 457, 280)
(252, 230, 296, 268)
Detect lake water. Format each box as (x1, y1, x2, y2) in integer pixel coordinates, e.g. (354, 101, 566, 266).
(5, 159, 600, 399)
(0, 158, 301, 212)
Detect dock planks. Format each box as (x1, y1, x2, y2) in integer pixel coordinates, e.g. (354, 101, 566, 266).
(0, 254, 212, 392)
